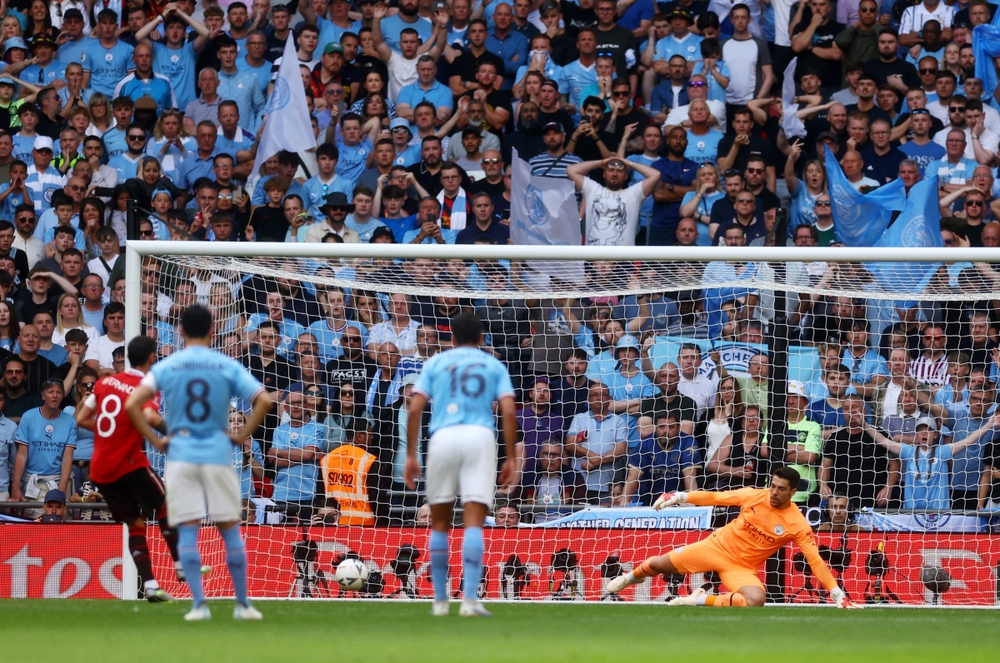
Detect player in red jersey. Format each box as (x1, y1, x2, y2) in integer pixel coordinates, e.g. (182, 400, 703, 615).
(76, 336, 181, 602)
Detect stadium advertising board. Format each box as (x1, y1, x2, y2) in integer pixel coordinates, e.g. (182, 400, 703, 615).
(3, 525, 1000, 605)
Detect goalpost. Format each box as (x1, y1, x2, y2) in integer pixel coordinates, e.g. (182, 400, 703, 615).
(124, 240, 1000, 606)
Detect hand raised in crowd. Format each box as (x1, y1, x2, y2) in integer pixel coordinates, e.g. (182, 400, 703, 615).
(372, 2, 388, 20)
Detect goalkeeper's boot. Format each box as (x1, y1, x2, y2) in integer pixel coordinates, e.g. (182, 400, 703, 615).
(606, 572, 646, 594)
(183, 604, 212, 622)
(668, 587, 706, 606)
(458, 600, 492, 617)
(431, 600, 450, 617)
(144, 587, 174, 603)
(233, 603, 264, 621)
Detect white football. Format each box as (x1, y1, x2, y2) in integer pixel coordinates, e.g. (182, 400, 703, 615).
(335, 558, 369, 591)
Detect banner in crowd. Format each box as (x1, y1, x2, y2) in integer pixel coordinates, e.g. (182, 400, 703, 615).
(855, 510, 986, 533)
(5, 525, 1000, 605)
(824, 146, 906, 247)
(510, 148, 585, 286)
(524, 506, 712, 529)
(865, 175, 943, 296)
(256, 34, 317, 170)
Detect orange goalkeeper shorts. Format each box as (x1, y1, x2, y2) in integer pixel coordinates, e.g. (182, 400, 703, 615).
(667, 537, 765, 593)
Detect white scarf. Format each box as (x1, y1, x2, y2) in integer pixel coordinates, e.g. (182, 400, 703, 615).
(437, 187, 468, 231)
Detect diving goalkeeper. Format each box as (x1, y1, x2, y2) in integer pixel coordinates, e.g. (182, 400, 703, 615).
(608, 466, 859, 608)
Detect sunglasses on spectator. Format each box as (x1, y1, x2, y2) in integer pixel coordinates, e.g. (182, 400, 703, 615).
(306, 390, 323, 396)
(858, 5, 877, 11)
(950, 106, 966, 112)
(815, 200, 831, 207)
(80, 381, 96, 391)
(482, 158, 500, 164)
(736, 198, 754, 204)
(745, 167, 764, 174)
(612, 90, 631, 97)
(127, 134, 146, 140)
(219, 193, 233, 200)
(919, 68, 936, 74)
(687, 80, 707, 88)
(139, 229, 155, 236)
(966, 200, 984, 207)
(596, 51, 614, 57)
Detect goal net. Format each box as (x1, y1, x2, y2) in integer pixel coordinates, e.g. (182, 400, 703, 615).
(125, 240, 1000, 606)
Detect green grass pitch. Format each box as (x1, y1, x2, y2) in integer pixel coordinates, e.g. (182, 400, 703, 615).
(3, 599, 997, 662)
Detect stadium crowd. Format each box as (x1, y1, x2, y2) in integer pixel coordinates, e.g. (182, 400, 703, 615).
(2, 0, 1000, 528)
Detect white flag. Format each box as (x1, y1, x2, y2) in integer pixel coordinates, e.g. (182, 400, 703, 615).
(256, 35, 317, 168)
(782, 57, 807, 140)
(510, 149, 585, 286)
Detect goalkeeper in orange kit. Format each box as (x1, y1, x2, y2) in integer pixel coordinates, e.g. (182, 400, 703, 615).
(608, 466, 860, 608)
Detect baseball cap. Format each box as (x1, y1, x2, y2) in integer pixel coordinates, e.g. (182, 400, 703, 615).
(371, 225, 396, 242)
(540, 79, 560, 90)
(324, 42, 344, 55)
(44, 489, 66, 505)
(915, 417, 938, 431)
(389, 117, 411, 132)
(542, 121, 564, 133)
(30, 35, 55, 49)
(532, 375, 550, 385)
(668, 8, 693, 22)
(33, 136, 54, 151)
(134, 96, 158, 110)
(0, 76, 14, 87)
(788, 380, 807, 397)
(63, 8, 84, 21)
(816, 131, 840, 143)
(151, 188, 172, 199)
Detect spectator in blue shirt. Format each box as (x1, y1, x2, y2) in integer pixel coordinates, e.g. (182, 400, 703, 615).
(396, 56, 454, 124)
(113, 42, 178, 113)
(82, 9, 135, 98)
(486, 3, 529, 91)
(216, 37, 265, 133)
(617, 411, 700, 506)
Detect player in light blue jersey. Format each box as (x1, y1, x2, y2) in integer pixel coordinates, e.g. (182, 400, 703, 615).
(126, 305, 273, 622)
(405, 313, 517, 617)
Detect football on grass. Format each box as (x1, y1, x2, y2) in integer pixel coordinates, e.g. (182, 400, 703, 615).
(335, 558, 369, 591)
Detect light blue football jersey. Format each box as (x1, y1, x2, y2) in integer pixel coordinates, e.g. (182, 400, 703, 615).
(145, 345, 264, 466)
(413, 347, 515, 436)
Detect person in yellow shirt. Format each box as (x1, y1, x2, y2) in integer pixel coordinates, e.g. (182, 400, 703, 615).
(607, 466, 860, 608)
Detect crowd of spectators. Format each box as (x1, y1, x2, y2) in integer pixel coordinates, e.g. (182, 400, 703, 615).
(1, 0, 1000, 528)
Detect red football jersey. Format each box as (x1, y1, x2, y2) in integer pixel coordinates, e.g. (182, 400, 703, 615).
(89, 369, 160, 484)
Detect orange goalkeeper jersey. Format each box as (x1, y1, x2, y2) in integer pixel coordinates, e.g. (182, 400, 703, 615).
(686, 488, 838, 591)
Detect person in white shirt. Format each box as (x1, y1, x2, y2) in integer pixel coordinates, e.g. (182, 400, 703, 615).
(932, 99, 999, 166)
(899, 0, 955, 47)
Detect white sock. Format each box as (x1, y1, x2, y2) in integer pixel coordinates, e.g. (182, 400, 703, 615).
(696, 594, 708, 606)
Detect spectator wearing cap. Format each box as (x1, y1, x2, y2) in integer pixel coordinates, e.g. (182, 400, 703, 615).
(55, 9, 88, 66)
(868, 413, 1000, 510)
(306, 192, 360, 243)
(529, 122, 583, 178)
(9, 35, 65, 88)
(485, 2, 530, 91)
(782, 379, 823, 505)
(25, 136, 62, 214)
(451, 127, 486, 174)
(0, 75, 23, 131)
(34, 488, 67, 522)
(536, 78, 575, 134)
(602, 334, 656, 446)
(382, 117, 418, 167)
(9, 378, 76, 508)
(114, 42, 177, 113)
(82, 9, 135, 98)
(455, 192, 509, 244)
(396, 55, 454, 124)
(653, 9, 702, 69)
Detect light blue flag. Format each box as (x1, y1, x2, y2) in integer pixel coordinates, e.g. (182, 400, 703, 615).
(974, 25, 1000, 100)
(510, 148, 585, 286)
(824, 146, 906, 247)
(864, 175, 944, 295)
